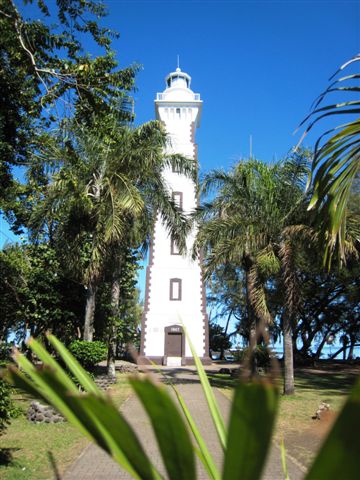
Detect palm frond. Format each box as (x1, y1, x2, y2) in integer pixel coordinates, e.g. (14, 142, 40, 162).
(298, 54, 360, 267)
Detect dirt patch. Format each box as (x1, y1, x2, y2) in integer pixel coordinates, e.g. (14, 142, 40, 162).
(309, 410, 337, 437)
(283, 409, 338, 468)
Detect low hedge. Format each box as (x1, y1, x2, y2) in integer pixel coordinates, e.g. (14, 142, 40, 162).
(68, 340, 107, 370)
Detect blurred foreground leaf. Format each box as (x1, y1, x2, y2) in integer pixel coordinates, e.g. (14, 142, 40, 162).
(130, 377, 196, 480)
(4, 333, 359, 479)
(5, 337, 161, 480)
(223, 381, 279, 480)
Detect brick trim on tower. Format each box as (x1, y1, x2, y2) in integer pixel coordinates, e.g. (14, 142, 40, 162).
(139, 223, 156, 357)
(191, 121, 211, 361)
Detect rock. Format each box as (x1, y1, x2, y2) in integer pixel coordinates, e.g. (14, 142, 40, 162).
(312, 401, 331, 420)
(27, 401, 65, 424)
(94, 374, 117, 390)
(116, 361, 138, 374)
(219, 368, 231, 374)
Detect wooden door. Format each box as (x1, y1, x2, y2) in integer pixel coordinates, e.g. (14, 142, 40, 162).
(165, 332, 182, 356)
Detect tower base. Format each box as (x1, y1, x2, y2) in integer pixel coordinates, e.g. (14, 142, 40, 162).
(137, 356, 212, 366)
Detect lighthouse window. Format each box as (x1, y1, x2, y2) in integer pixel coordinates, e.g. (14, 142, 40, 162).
(171, 237, 181, 255)
(172, 191, 183, 210)
(170, 278, 182, 301)
(176, 108, 181, 119)
(167, 78, 171, 87)
(172, 160, 180, 173)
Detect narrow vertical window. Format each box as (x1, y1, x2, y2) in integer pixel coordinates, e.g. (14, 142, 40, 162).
(172, 160, 181, 173)
(170, 278, 182, 301)
(171, 237, 181, 255)
(176, 107, 181, 119)
(172, 191, 183, 210)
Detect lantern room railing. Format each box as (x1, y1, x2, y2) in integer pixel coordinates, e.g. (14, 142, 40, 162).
(156, 93, 201, 101)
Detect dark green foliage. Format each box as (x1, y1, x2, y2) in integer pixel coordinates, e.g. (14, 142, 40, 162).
(68, 340, 107, 370)
(95, 249, 142, 352)
(0, 344, 11, 362)
(0, 359, 21, 435)
(236, 345, 272, 369)
(209, 322, 232, 354)
(1, 0, 137, 225)
(0, 242, 84, 343)
(293, 254, 360, 362)
(0, 376, 12, 435)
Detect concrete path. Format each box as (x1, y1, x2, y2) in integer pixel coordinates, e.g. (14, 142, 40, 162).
(64, 367, 305, 480)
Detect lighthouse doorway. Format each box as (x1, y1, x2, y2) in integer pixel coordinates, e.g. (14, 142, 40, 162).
(164, 325, 184, 366)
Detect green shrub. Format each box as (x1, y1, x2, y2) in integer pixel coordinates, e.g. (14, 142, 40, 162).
(0, 358, 23, 427)
(68, 340, 107, 370)
(0, 377, 12, 435)
(0, 343, 11, 362)
(0, 358, 22, 435)
(235, 345, 272, 368)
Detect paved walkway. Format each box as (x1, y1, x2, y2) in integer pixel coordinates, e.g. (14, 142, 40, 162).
(64, 367, 305, 480)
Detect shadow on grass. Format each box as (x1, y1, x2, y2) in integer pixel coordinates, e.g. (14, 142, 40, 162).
(143, 363, 359, 396)
(0, 448, 18, 466)
(206, 373, 237, 389)
(295, 369, 359, 396)
(48, 451, 61, 480)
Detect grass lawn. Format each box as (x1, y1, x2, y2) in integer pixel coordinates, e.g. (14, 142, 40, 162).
(0, 374, 132, 480)
(209, 362, 360, 470)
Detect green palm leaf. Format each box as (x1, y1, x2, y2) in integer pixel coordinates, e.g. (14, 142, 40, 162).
(298, 54, 360, 267)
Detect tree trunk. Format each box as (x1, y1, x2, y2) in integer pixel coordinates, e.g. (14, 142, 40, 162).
(244, 260, 257, 375)
(83, 282, 96, 341)
(220, 310, 232, 360)
(330, 345, 346, 360)
(107, 276, 120, 378)
(313, 329, 331, 360)
(279, 240, 297, 396)
(330, 343, 360, 360)
(348, 334, 356, 360)
(283, 314, 295, 395)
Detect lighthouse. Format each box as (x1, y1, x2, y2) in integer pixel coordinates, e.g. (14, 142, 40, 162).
(139, 66, 210, 366)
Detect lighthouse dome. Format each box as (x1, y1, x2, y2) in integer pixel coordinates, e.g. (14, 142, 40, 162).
(158, 67, 196, 102)
(165, 67, 191, 90)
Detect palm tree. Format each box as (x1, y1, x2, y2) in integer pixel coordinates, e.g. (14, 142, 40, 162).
(297, 54, 360, 268)
(195, 153, 310, 392)
(37, 119, 195, 348)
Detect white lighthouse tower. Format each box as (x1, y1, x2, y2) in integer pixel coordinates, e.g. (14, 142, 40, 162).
(139, 66, 210, 366)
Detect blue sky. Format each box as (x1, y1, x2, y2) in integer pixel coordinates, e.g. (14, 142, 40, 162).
(1, 0, 359, 252)
(109, 0, 359, 166)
